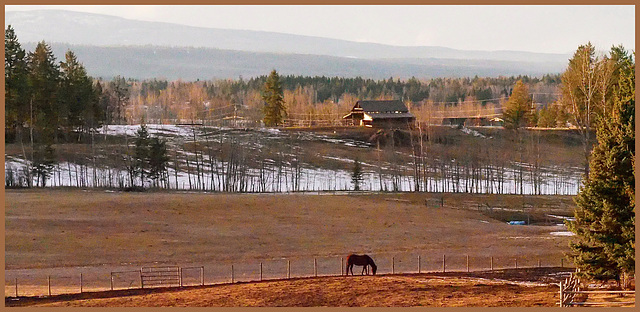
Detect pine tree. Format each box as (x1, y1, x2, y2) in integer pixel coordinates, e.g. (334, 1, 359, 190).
(148, 136, 170, 188)
(502, 80, 532, 130)
(27, 41, 61, 143)
(567, 48, 634, 287)
(5, 25, 29, 142)
(351, 157, 364, 191)
(262, 69, 286, 127)
(31, 144, 56, 187)
(109, 76, 130, 125)
(133, 123, 151, 188)
(59, 50, 100, 136)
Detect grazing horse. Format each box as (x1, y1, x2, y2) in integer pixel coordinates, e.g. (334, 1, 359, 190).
(346, 254, 377, 275)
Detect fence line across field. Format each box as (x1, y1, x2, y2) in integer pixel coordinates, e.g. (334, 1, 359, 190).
(6, 254, 573, 298)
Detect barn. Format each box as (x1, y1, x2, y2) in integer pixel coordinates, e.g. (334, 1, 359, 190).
(342, 100, 416, 128)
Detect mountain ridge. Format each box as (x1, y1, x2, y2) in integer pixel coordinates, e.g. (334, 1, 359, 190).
(7, 9, 569, 80)
(6, 9, 570, 62)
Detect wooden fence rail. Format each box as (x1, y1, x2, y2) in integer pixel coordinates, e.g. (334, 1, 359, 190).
(559, 273, 635, 307)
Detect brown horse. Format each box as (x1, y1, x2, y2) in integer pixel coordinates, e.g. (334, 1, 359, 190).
(346, 254, 377, 275)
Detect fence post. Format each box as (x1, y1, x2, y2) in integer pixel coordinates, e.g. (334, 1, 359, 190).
(15, 278, 18, 297)
(140, 269, 144, 289)
(80, 273, 83, 293)
(466, 255, 470, 273)
(180, 267, 183, 287)
(442, 255, 446, 273)
(314, 258, 317, 277)
(260, 262, 263, 281)
(201, 266, 204, 286)
(111, 272, 114, 290)
(559, 280, 564, 307)
(538, 259, 541, 268)
(561, 258, 564, 268)
(231, 265, 235, 283)
(515, 258, 518, 269)
(341, 257, 344, 276)
(490, 257, 493, 271)
(418, 255, 421, 274)
(287, 260, 291, 279)
(48, 275, 51, 296)
(392, 256, 395, 274)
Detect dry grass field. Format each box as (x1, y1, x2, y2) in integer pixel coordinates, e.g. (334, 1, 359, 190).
(9, 270, 568, 307)
(5, 189, 575, 268)
(5, 189, 580, 306)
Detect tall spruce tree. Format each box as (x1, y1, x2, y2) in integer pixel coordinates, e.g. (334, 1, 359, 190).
(567, 47, 635, 287)
(5, 25, 29, 142)
(262, 69, 286, 127)
(109, 76, 130, 125)
(148, 136, 170, 188)
(27, 41, 61, 143)
(351, 157, 364, 191)
(59, 50, 101, 136)
(133, 123, 151, 188)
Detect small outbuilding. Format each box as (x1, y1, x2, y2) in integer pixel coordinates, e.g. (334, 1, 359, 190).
(342, 100, 416, 128)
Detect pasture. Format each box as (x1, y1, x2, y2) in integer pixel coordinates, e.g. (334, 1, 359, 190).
(5, 189, 577, 304)
(9, 270, 569, 307)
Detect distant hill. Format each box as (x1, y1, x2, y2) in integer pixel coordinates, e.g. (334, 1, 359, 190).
(7, 10, 570, 80)
(21, 43, 564, 81)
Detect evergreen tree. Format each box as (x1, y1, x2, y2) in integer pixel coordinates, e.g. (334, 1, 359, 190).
(351, 157, 364, 191)
(31, 143, 56, 187)
(5, 25, 29, 142)
(148, 136, 170, 188)
(109, 76, 130, 124)
(27, 41, 61, 143)
(59, 50, 101, 135)
(262, 69, 286, 127)
(133, 123, 151, 187)
(502, 80, 532, 130)
(567, 48, 635, 287)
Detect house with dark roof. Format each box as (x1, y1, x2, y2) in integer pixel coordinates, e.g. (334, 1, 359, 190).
(342, 100, 416, 128)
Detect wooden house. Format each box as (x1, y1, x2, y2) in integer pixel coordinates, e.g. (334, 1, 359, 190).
(342, 100, 416, 128)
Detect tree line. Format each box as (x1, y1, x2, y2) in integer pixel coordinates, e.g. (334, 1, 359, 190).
(7, 22, 564, 132)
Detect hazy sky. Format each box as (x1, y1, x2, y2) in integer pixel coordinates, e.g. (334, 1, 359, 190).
(5, 5, 635, 54)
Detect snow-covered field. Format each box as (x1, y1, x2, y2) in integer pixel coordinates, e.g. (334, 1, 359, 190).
(5, 124, 583, 194)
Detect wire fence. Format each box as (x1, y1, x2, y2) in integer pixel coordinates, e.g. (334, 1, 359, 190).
(5, 253, 573, 298)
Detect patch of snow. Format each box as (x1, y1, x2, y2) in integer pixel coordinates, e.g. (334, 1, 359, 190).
(460, 127, 489, 138)
(549, 231, 575, 236)
(547, 214, 576, 222)
(461, 277, 550, 287)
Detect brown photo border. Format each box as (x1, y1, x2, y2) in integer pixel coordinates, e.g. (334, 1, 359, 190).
(1, 1, 637, 311)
